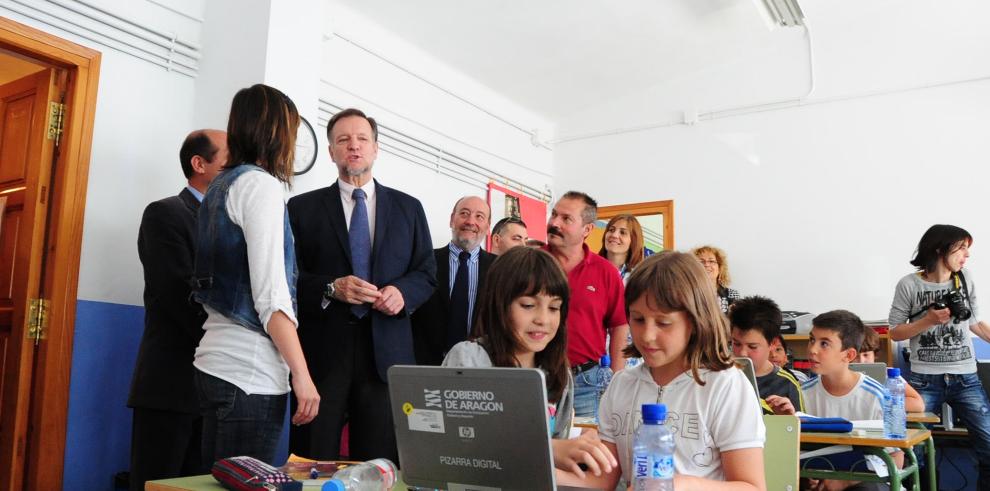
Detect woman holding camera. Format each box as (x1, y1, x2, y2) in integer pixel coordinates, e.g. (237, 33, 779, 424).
(889, 224, 990, 490)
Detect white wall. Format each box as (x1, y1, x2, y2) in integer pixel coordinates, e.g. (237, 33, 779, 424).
(297, 2, 555, 246)
(1, 0, 209, 306)
(553, 2, 990, 320)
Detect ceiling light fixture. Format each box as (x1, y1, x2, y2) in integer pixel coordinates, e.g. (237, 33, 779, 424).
(755, 0, 805, 28)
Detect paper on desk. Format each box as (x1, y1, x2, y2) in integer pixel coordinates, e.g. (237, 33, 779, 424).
(799, 445, 853, 460)
(850, 419, 884, 431)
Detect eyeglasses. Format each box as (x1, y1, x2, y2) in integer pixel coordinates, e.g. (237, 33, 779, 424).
(698, 259, 719, 266)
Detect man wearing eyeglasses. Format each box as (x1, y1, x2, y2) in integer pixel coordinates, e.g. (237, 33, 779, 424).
(490, 216, 528, 255)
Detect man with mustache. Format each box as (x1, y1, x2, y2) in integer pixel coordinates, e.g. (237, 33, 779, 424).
(413, 196, 495, 365)
(545, 191, 629, 418)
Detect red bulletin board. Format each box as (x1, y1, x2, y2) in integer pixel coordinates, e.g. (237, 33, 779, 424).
(486, 182, 547, 244)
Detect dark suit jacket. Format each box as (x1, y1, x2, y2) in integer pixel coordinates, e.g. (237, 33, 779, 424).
(128, 188, 207, 414)
(287, 180, 436, 382)
(412, 245, 496, 365)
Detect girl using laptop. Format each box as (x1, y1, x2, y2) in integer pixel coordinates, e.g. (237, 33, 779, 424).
(443, 247, 618, 478)
(560, 251, 766, 490)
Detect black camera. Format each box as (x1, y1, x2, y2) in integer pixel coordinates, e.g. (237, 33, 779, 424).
(933, 289, 972, 323)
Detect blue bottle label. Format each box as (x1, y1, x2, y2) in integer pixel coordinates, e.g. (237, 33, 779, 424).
(633, 453, 674, 480)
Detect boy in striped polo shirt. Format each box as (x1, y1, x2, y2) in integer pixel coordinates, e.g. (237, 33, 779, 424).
(802, 310, 902, 491)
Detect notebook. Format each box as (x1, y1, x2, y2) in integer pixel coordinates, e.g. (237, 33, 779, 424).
(799, 416, 854, 433)
(388, 365, 597, 491)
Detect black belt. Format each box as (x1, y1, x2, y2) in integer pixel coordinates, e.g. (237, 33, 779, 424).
(571, 360, 598, 375)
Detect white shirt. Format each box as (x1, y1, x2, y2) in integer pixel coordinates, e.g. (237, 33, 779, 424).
(194, 170, 298, 395)
(598, 363, 765, 483)
(337, 177, 377, 246)
(802, 372, 884, 420)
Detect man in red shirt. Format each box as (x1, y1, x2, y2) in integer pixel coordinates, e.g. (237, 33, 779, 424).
(545, 191, 629, 417)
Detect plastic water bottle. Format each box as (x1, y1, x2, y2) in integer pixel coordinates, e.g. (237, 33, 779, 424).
(633, 403, 675, 491)
(594, 355, 614, 424)
(322, 459, 397, 491)
(883, 367, 906, 439)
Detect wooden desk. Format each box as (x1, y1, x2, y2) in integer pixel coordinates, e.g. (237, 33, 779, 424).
(146, 474, 410, 491)
(907, 412, 940, 424)
(800, 428, 934, 491)
(801, 428, 930, 448)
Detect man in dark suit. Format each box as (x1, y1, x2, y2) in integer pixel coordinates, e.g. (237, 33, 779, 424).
(287, 108, 435, 461)
(413, 196, 495, 365)
(128, 129, 226, 490)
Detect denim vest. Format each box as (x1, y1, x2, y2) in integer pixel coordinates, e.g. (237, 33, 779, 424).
(193, 164, 297, 335)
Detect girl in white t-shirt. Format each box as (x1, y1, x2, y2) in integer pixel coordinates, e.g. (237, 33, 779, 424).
(559, 251, 766, 491)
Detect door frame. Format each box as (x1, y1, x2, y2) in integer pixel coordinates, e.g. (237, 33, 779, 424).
(597, 200, 675, 251)
(0, 17, 100, 490)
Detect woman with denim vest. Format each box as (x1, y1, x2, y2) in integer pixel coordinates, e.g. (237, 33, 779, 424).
(192, 84, 319, 468)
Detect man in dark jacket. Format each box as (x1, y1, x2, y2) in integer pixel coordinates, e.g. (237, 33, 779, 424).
(288, 109, 435, 462)
(413, 196, 496, 365)
(128, 129, 226, 490)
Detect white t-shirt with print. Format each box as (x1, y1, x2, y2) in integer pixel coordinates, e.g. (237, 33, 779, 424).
(598, 363, 765, 483)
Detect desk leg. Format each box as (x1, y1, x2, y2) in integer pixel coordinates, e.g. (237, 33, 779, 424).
(924, 436, 936, 491)
(904, 444, 920, 491)
(863, 447, 902, 491)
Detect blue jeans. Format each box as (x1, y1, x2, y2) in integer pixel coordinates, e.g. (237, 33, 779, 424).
(574, 365, 607, 419)
(909, 372, 990, 489)
(195, 370, 287, 470)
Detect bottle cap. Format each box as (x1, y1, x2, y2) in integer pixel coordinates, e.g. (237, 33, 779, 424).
(322, 480, 346, 491)
(641, 403, 667, 423)
(887, 367, 900, 378)
(600, 355, 611, 367)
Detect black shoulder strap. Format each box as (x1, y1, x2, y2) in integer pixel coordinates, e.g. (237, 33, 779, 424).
(957, 270, 971, 304)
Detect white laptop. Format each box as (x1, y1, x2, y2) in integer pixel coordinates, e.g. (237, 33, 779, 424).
(849, 362, 888, 384)
(388, 365, 597, 491)
(733, 356, 761, 400)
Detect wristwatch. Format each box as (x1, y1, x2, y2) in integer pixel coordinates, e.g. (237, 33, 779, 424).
(324, 279, 337, 301)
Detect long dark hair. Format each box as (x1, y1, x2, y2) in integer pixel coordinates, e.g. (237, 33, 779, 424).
(472, 247, 571, 402)
(226, 84, 299, 184)
(598, 214, 645, 270)
(910, 224, 972, 273)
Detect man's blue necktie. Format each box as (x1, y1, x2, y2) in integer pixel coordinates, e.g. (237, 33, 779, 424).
(349, 188, 371, 318)
(447, 250, 471, 350)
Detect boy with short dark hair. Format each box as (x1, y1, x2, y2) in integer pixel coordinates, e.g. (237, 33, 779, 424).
(801, 310, 902, 491)
(729, 295, 804, 415)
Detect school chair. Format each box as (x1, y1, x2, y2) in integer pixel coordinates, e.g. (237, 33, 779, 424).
(763, 414, 800, 491)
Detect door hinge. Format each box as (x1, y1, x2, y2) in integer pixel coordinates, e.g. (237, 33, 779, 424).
(26, 298, 50, 345)
(46, 102, 66, 145)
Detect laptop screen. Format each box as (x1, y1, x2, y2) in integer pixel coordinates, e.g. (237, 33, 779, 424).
(849, 362, 888, 384)
(388, 365, 556, 491)
(733, 357, 760, 400)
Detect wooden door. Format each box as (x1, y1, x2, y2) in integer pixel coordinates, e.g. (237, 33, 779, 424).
(0, 67, 60, 491)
